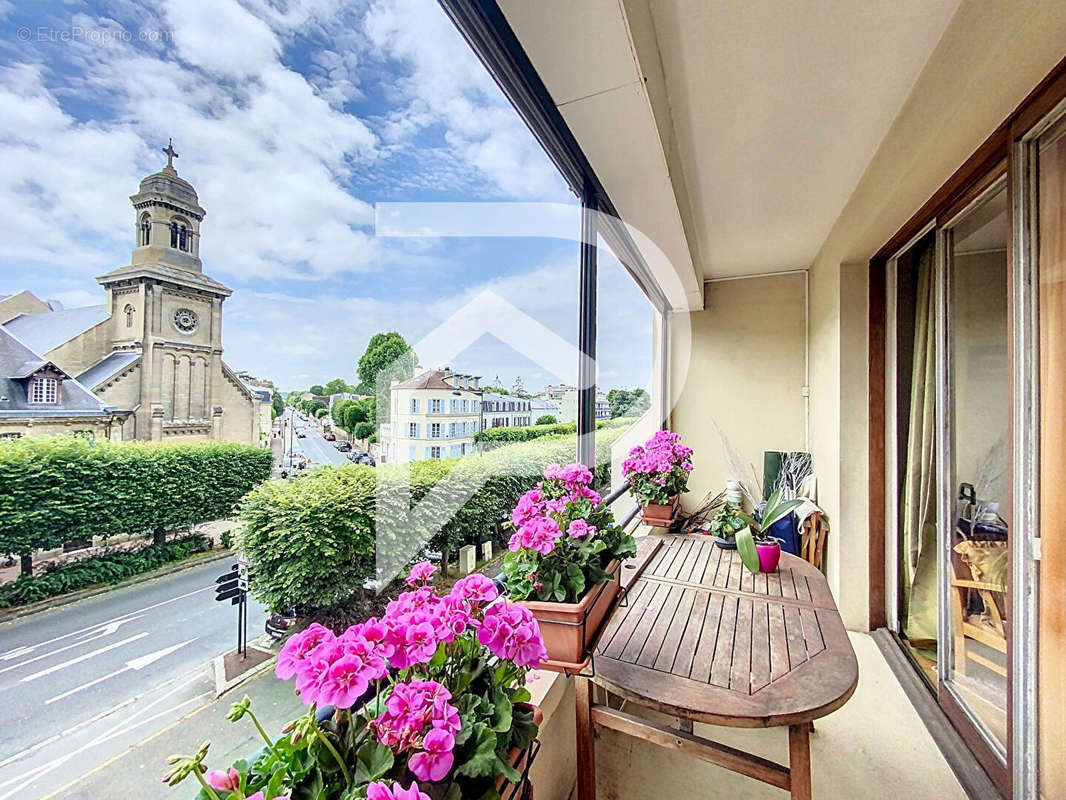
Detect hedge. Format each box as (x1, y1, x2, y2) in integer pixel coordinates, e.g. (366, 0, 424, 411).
(0, 534, 214, 609)
(0, 437, 273, 572)
(473, 417, 629, 446)
(237, 429, 624, 614)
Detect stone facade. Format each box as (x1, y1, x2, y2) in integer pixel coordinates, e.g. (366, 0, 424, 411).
(382, 368, 482, 463)
(0, 146, 264, 445)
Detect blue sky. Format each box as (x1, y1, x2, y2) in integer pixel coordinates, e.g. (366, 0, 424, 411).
(0, 0, 653, 394)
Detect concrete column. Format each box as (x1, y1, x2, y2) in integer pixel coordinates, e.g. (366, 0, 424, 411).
(481, 541, 493, 562)
(458, 545, 476, 576)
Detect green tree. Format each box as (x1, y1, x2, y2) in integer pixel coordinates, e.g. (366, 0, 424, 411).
(331, 398, 353, 430)
(353, 421, 375, 441)
(535, 414, 557, 425)
(357, 332, 416, 393)
(481, 385, 509, 395)
(307, 400, 327, 417)
(607, 388, 651, 418)
(314, 407, 329, 419)
(308, 384, 326, 397)
(323, 378, 356, 395)
(271, 391, 284, 419)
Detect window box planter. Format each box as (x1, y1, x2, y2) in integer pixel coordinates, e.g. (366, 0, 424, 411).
(641, 495, 678, 526)
(519, 559, 621, 664)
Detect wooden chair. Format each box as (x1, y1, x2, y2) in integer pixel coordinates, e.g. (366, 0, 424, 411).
(951, 541, 1008, 678)
(800, 512, 828, 572)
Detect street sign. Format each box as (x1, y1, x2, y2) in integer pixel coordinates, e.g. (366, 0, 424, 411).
(215, 563, 249, 657)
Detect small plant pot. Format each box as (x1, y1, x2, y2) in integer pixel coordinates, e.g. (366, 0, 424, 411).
(713, 535, 737, 550)
(641, 496, 678, 526)
(519, 560, 621, 664)
(756, 541, 781, 573)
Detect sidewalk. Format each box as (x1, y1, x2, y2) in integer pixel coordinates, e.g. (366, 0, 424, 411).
(54, 663, 304, 799)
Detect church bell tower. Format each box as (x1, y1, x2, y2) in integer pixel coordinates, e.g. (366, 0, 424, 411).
(129, 139, 207, 272)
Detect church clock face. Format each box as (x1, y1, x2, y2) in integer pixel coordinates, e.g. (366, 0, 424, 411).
(172, 308, 199, 334)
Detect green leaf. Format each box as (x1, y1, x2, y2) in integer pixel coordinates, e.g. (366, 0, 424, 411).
(453, 723, 499, 778)
(735, 526, 760, 574)
(353, 740, 394, 784)
(490, 688, 513, 732)
(494, 752, 523, 784)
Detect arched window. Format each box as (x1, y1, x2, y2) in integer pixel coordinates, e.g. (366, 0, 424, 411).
(139, 214, 151, 246)
(179, 224, 188, 251)
(124, 304, 134, 328)
(170, 221, 179, 248)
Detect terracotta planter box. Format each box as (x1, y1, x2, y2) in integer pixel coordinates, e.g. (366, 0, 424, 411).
(641, 495, 678, 526)
(519, 560, 622, 664)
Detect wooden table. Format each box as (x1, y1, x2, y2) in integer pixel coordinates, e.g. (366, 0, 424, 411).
(576, 534, 858, 799)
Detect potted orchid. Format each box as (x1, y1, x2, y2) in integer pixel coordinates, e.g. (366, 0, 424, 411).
(622, 431, 694, 525)
(502, 462, 637, 665)
(163, 564, 546, 800)
(735, 489, 804, 574)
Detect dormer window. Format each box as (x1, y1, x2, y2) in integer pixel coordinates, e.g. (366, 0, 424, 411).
(29, 377, 58, 404)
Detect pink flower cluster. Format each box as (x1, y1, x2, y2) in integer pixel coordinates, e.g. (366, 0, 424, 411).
(622, 431, 694, 484)
(477, 603, 548, 667)
(508, 463, 604, 556)
(368, 679, 460, 781)
(367, 782, 431, 800)
(276, 620, 392, 708)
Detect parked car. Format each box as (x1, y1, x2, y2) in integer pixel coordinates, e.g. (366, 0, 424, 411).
(335, 441, 352, 452)
(324, 432, 336, 441)
(346, 451, 363, 462)
(297, 431, 306, 438)
(265, 609, 298, 639)
(358, 454, 376, 466)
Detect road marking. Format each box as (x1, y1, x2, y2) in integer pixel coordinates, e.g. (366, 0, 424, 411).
(44, 638, 198, 704)
(0, 583, 211, 656)
(0, 616, 145, 675)
(19, 633, 148, 683)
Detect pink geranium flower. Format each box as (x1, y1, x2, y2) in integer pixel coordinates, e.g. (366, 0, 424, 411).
(406, 561, 437, 586)
(408, 728, 455, 782)
(276, 623, 335, 680)
(207, 768, 240, 791)
(367, 782, 431, 800)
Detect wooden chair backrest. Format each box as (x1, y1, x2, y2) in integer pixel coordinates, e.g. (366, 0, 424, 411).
(800, 512, 829, 572)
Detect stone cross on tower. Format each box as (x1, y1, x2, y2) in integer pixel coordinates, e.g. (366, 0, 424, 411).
(162, 138, 179, 169)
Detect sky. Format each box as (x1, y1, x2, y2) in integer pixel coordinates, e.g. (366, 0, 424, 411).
(0, 0, 654, 394)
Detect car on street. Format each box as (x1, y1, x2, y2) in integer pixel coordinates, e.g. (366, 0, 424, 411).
(346, 451, 363, 462)
(335, 441, 352, 452)
(324, 432, 336, 441)
(357, 454, 376, 466)
(297, 431, 306, 438)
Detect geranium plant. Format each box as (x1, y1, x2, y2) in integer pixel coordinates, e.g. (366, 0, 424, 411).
(164, 564, 546, 800)
(622, 431, 694, 506)
(502, 462, 636, 603)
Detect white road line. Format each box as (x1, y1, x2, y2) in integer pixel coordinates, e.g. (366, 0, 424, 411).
(18, 633, 148, 683)
(0, 583, 212, 655)
(44, 638, 198, 704)
(0, 616, 145, 675)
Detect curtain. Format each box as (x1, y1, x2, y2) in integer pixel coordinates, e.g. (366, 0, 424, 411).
(901, 238, 938, 641)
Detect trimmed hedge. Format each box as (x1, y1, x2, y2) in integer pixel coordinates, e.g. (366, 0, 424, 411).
(237, 430, 623, 614)
(0, 534, 214, 608)
(474, 417, 628, 446)
(0, 437, 273, 568)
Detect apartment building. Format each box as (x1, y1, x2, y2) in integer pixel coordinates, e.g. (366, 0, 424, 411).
(383, 368, 481, 462)
(481, 391, 532, 428)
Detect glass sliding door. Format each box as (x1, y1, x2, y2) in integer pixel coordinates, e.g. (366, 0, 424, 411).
(940, 182, 1011, 755)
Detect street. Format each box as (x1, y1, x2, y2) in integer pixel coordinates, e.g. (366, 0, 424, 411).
(281, 409, 349, 467)
(0, 558, 268, 799)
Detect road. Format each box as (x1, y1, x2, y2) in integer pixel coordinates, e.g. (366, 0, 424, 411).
(282, 409, 349, 467)
(0, 558, 268, 799)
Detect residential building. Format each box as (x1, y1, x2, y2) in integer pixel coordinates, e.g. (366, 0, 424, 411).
(0, 148, 263, 445)
(481, 391, 532, 428)
(328, 392, 360, 408)
(535, 385, 609, 423)
(429, 2, 1066, 797)
(382, 368, 482, 462)
(528, 397, 559, 422)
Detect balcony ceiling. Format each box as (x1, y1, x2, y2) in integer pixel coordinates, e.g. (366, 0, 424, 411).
(499, 0, 960, 292)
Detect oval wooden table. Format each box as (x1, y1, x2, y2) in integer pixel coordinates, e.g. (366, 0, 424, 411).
(575, 534, 858, 799)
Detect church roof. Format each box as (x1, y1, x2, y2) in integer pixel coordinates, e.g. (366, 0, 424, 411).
(2, 304, 109, 355)
(96, 262, 232, 295)
(77, 351, 141, 390)
(0, 328, 110, 417)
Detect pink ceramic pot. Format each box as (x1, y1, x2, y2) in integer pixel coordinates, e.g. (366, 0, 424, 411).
(756, 541, 781, 573)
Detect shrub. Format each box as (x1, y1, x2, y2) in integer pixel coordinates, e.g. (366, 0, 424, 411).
(535, 414, 557, 425)
(474, 417, 628, 446)
(238, 429, 624, 614)
(0, 437, 273, 572)
(0, 534, 213, 608)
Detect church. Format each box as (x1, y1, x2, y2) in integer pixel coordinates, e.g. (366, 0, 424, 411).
(0, 143, 268, 445)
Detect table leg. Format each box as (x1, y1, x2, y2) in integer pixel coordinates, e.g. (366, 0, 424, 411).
(788, 723, 812, 800)
(576, 677, 596, 800)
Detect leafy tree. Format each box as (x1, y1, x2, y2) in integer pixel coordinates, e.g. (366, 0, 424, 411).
(331, 398, 353, 429)
(607, 387, 650, 418)
(357, 332, 416, 393)
(271, 391, 284, 419)
(535, 414, 557, 425)
(307, 400, 327, 416)
(323, 378, 356, 396)
(353, 421, 375, 441)
(481, 385, 509, 395)
(314, 407, 329, 419)
(308, 384, 326, 397)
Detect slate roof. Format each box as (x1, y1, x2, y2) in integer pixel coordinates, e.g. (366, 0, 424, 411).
(2, 305, 109, 355)
(394, 369, 481, 391)
(0, 328, 110, 417)
(77, 351, 141, 390)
